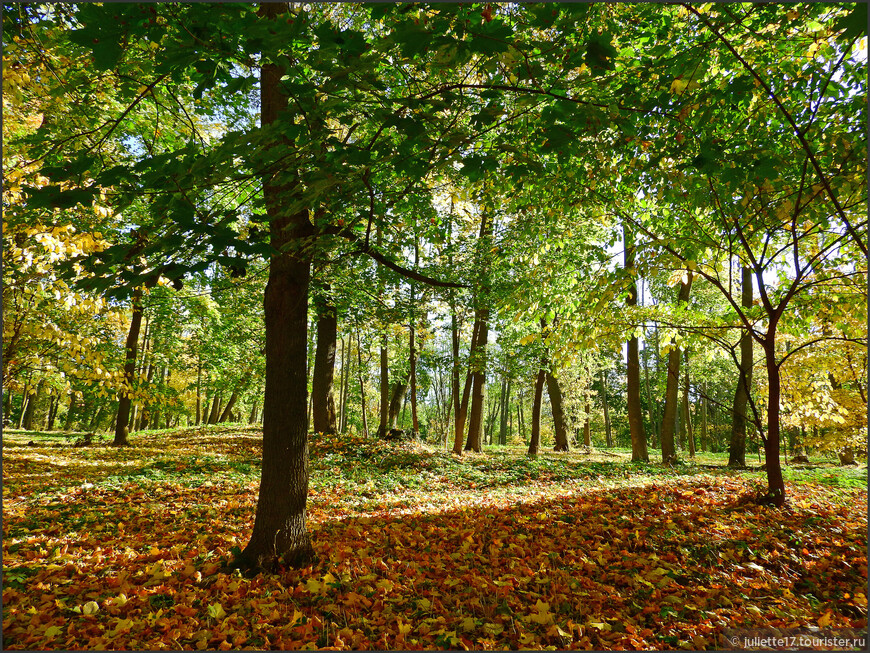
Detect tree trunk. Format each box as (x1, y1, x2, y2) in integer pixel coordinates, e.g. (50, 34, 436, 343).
(624, 225, 648, 462)
(643, 328, 660, 449)
(517, 389, 526, 443)
(547, 372, 570, 451)
(338, 336, 349, 433)
(377, 333, 389, 438)
(409, 240, 419, 436)
(464, 310, 489, 452)
(248, 400, 259, 424)
(208, 392, 222, 424)
(683, 349, 695, 457)
(761, 340, 786, 506)
(700, 382, 708, 452)
(387, 372, 409, 429)
(498, 377, 509, 446)
(201, 395, 211, 428)
(464, 213, 492, 453)
(527, 368, 546, 457)
(452, 320, 476, 455)
(114, 287, 145, 445)
(660, 274, 693, 463)
(357, 331, 369, 438)
(62, 394, 76, 431)
(238, 2, 314, 569)
(582, 396, 592, 447)
(601, 370, 613, 448)
(219, 387, 241, 423)
(312, 286, 338, 435)
(45, 393, 58, 430)
(729, 267, 753, 468)
(22, 380, 42, 430)
(195, 359, 202, 426)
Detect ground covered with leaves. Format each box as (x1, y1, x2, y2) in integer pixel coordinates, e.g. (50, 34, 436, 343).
(2, 426, 867, 650)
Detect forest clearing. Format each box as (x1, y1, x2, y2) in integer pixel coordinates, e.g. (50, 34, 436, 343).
(2, 426, 867, 650)
(2, 2, 867, 650)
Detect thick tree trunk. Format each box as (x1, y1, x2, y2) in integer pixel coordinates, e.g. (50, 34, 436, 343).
(660, 274, 693, 463)
(729, 267, 753, 468)
(22, 380, 42, 430)
(387, 372, 409, 429)
(547, 372, 570, 451)
(624, 226, 648, 462)
(114, 287, 145, 445)
(312, 287, 338, 434)
(238, 2, 314, 569)
(219, 387, 241, 423)
(208, 392, 222, 424)
(45, 393, 58, 430)
(601, 370, 613, 448)
(527, 368, 546, 456)
(62, 395, 76, 431)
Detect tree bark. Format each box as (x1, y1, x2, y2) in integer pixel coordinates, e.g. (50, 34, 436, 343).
(498, 376, 509, 445)
(208, 392, 222, 424)
(312, 285, 338, 434)
(761, 340, 786, 506)
(729, 266, 753, 468)
(387, 371, 410, 429)
(238, 2, 314, 569)
(660, 274, 693, 463)
(114, 287, 145, 445)
(624, 225, 648, 462)
(464, 213, 492, 452)
(357, 331, 369, 438)
(377, 333, 389, 438)
(683, 349, 695, 457)
(547, 372, 570, 451)
(527, 368, 546, 457)
(409, 240, 419, 436)
(453, 320, 476, 454)
(601, 370, 613, 448)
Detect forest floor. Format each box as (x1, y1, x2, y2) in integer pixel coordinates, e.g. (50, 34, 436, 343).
(2, 425, 867, 650)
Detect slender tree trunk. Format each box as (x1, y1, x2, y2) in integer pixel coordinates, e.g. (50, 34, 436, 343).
(62, 395, 76, 431)
(357, 331, 369, 438)
(582, 396, 592, 447)
(45, 393, 58, 430)
(238, 2, 314, 569)
(762, 340, 786, 506)
(378, 333, 389, 438)
(624, 225, 648, 462)
(312, 286, 338, 434)
(464, 309, 489, 452)
(114, 287, 145, 446)
(195, 358, 202, 426)
(528, 368, 546, 457)
(453, 320, 477, 454)
(17, 378, 31, 429)
(660, 274, 693, 463)
(601, 370, 613, 447)
(219, 387, 241, 423)
(700, 381, 708, 452)
(338, 336, 349, 433)
(409, 240, 419, 436)
(517, 389, 526, 443)
(683, 350, 695, 457)
(729, 267, 754, 468)
(498, 376, 509, 446)
(201, 395, 212, 429)
(249, 400, 259, 424)
(643, 329, 660, 449)
(464, 213, 492, 452)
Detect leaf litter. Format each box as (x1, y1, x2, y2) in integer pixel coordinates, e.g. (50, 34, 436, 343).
(3, 427, 866, 650)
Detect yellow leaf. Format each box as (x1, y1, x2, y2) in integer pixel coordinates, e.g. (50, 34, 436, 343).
(207, 603, 227, 620)
(82, 600, 100, 615)
(376, 578, 394, 593)
(397, 619, 412, 635)
(817, 611, 832, 627)
(460, 616, 476, 632)
(44, 625, 63, 639)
